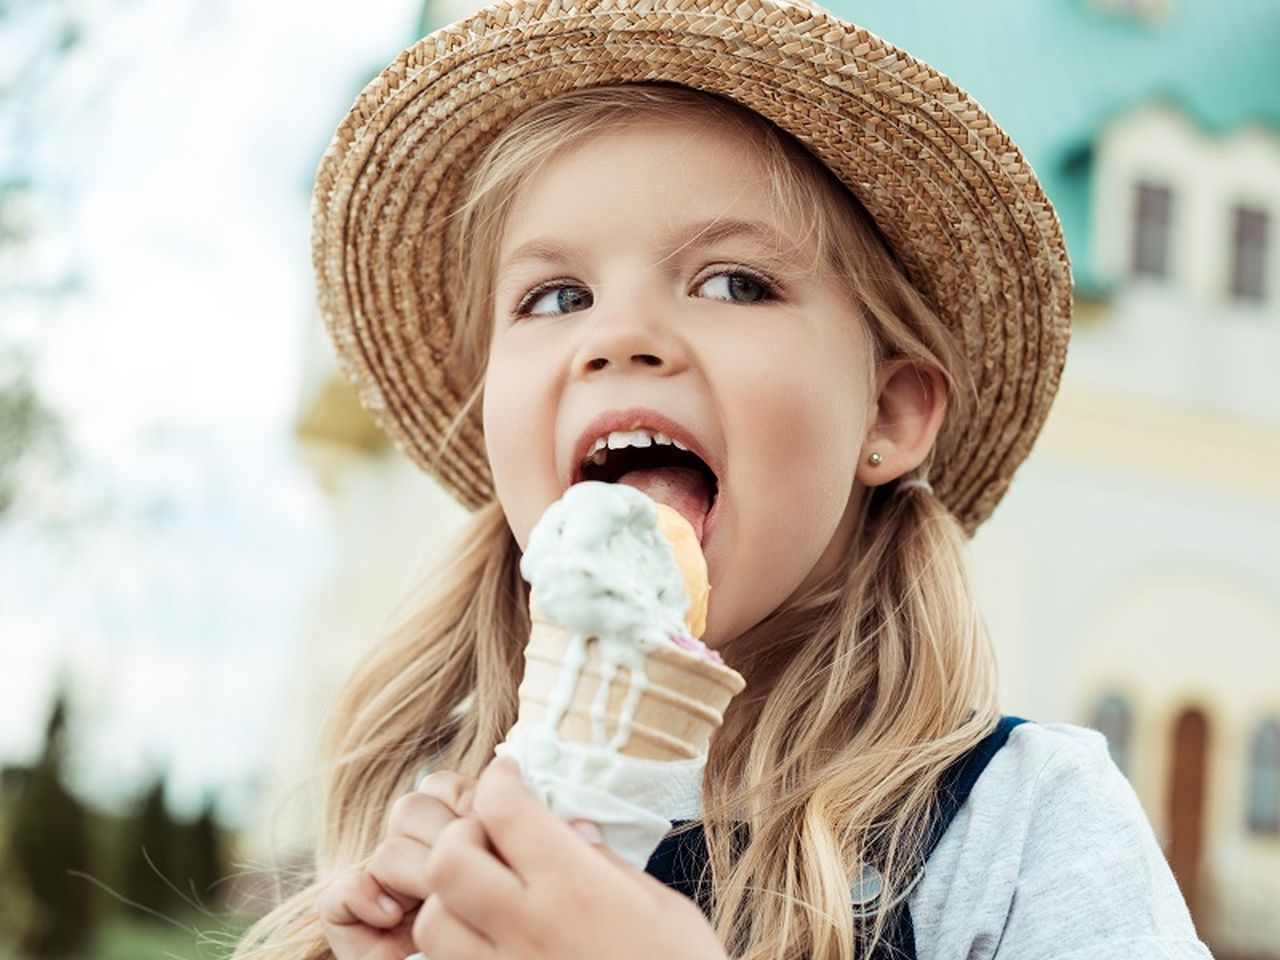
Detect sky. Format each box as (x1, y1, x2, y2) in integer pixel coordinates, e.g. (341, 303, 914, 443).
(0, 0, 425, 827)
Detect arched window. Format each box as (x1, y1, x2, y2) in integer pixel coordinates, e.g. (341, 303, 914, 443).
(1091, 694, 1132, 777)
(1247, 719, 1280, 834)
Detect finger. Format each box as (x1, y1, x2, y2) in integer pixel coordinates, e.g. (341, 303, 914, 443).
(568, 819, 639, 872)
(366, 835, 436, 905)
(316, 867, 407, 929)
(470, 755, 572, 881)
(474, 761, 658, 887)
(415, 769, 479, 816)
(414, 892, 497, 960)
(386, 790, 465, 846)
(423, 817, 525, 930)
(568, 819, 669, 904)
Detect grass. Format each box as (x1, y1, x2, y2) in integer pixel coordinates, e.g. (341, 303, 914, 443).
(92, 911, 244, 960)
(0, 910, 253, 960)
(95, 909, 252, 960)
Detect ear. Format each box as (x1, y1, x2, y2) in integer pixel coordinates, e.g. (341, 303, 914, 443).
(856, 359, 948, 487)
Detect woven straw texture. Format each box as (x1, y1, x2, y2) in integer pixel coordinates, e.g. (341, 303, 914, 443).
(311, 0, 1073, 535)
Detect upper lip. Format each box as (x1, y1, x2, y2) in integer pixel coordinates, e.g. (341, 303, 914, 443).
(568, 407, 722, 489)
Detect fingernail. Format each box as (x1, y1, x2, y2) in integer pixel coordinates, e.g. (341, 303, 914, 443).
(378, 893, 400, 915)
(571, 820, 606, 845)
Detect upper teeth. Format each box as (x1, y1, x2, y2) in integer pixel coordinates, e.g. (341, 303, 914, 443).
(585, 429, 688, 465)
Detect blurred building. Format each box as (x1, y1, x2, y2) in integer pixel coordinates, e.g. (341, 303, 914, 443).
(841, 1, 1280, 955)
(248, 0, 1280, 955)
(239, 312, 468, 872)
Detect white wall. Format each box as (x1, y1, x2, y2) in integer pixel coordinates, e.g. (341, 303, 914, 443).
(1088, 103, 1280, 421)
(242, 448, 468, 863)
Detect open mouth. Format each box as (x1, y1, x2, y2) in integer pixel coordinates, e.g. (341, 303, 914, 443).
(576, 434, 720, 544)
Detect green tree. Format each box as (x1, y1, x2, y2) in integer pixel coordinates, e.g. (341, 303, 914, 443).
(7, 687, 97, 957)
(167, 794, 227, 913)
(120, 773, 184, 922)
(189, 797, 227, 909)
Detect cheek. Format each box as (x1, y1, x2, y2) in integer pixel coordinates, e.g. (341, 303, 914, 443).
(709, 338, 865, 637)
(730, 341, 863, 507)
(741, 379, 859, 574)
(481, 344, 558, 549)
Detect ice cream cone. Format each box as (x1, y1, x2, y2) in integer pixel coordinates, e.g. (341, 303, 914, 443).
(497, 483, 746, 867)
(510, 617, 745, 760)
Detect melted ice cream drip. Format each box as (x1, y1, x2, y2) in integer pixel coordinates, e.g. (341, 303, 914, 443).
(519, 481, 706, 750)
(499, 481, 725, 868)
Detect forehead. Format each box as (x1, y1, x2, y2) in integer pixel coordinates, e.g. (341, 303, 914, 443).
(497, 117, 811, 264)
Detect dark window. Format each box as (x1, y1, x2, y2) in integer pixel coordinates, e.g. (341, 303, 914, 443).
(1247, 719, 1280, 834)
(1132, 181, 1174, 279)
(1091, 694, 1132, 777)
(1230, 205, 1269, 302)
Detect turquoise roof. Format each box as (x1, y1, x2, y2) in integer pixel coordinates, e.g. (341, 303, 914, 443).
(827, 0, 1280, 293)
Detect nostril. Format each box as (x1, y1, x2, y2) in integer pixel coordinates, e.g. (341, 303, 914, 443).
(633, 354, 662, 366)
(586, 357, 608, 371)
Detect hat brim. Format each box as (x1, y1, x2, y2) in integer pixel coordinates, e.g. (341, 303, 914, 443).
(311, 0, 1072, 535)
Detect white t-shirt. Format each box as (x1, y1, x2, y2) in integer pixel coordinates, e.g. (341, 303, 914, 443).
(909, 721, 1213, 959)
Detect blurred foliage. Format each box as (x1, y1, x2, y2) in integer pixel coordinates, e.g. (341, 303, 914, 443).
(0, 0, 89, 521)
(0, 689, 234, 959)
(4, 687, 96, 957)
(121, 777, 184, 921)
(120, 777, 228, 923)
(0, 351, 67, 518)
(0, 179, 35, 251)
(91, 908, 249, 960)
(184, 804, 228, 912)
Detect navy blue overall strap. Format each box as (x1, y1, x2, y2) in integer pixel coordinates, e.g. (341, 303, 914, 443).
(925, 715, 1031, 858)
(873, 714, 1030, 959)
(644, 715, 1031, 957)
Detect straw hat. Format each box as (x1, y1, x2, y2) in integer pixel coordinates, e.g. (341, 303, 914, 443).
(311, 0, 1072, 535)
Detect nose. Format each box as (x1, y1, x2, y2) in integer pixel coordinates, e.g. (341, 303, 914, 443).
(571, 305, 688, 378)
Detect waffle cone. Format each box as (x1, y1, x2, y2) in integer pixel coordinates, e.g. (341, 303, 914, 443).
(509, 618, 746, 761)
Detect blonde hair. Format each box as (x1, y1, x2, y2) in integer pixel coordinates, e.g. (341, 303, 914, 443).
(235, 83, 998, 960)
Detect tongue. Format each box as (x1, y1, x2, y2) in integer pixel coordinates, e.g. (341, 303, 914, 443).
(616, 467, 713, 543)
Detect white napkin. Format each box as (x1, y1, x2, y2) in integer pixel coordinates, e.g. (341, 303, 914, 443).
(494, 725, 704, 869)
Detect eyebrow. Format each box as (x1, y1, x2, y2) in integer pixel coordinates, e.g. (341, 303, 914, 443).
(496, 217, 804, 278)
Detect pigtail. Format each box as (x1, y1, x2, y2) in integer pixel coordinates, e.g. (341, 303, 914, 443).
(701, 469, 997, 960)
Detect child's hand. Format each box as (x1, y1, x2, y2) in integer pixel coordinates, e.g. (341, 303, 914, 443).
(316, 770, 478, 960)
(409, 756, 729, 960)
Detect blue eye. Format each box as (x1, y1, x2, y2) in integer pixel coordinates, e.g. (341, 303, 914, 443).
(516, 283, 593, 317)
(698, 270, 776, 303)
(511, 267, 779, 319)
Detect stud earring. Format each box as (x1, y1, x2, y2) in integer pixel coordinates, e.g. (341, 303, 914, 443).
(867, 452, 883, 466)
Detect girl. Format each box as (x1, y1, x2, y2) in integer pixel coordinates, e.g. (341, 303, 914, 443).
(237, 0, 1211, 957)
